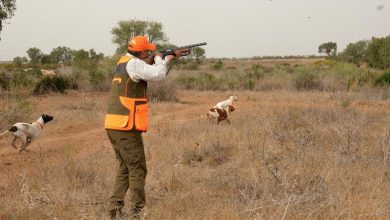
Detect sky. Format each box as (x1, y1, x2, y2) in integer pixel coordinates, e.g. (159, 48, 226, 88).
(0, 0, 389, 61)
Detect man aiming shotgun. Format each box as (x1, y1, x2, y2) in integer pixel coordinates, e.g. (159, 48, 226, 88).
(104, 35, 206, 219)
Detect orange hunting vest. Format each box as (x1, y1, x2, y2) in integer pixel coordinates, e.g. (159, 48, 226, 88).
(104, 55, 148, 132)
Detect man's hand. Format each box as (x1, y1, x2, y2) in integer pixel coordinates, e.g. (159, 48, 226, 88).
(165, 48, 189, 61)
(153, 51, 163, 58)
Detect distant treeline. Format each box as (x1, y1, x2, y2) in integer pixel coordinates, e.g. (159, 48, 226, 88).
(11, 47, 105, 67)
(219, 55, 326, 60)
(319, 35, 390, 69)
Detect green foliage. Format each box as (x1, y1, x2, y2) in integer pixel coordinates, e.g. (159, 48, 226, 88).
(191, 47, 206, 61)
(366, 36, 390, 69)
(176, 72, 223, 90)
(245, 79, 255, 90)
(33, 76, 70, 95)
(0, 0, 16, 40)
(181, 61, 200, 70)
(50, 46, 74, 64)
(40, 54, 53, 64)
(319, 42, 337, 57)
(375, 71, 390, 87)
(211, 59, 224, 70)
(0, 72, 11, 89)
(26, 47, 43, 65)
(89, 70, 105, 87)
(245, 64, 264, 80)
(111, 19, 168, 54)
(294, 71, 324, 91)
(11, 68, 42, 88)
(12, 56, 23, 67)
(70, 49, 107, 90)
(338, 40, 368, 66)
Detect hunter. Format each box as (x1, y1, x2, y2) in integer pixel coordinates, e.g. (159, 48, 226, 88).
(104, 35, 182, 219)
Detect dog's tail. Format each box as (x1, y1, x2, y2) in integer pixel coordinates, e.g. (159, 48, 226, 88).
(0, 126, 18, 137)
(0, 130, 8, 137)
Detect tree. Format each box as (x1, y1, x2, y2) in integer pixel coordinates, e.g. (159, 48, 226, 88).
(41, 54, 53, 64)
(339, 40, 368, 66)
(111, 19, 168, 54)
(13, 56, 22, 67)
(73, 49, 89, 62)
(0, 0, 16, 40)
(318, 42, 337, 57)
(88, 49, 104, 63)
(26, 47, 43, 65)
(191, 47, 206, 62)
(366, 36, 390, 69)
(50, 46, 74, 64)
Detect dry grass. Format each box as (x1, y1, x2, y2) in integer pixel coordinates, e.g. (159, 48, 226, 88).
(0, 88, 390, 219)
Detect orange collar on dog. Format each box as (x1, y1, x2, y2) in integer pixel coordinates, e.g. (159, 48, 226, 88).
(36, 122, 44, 129)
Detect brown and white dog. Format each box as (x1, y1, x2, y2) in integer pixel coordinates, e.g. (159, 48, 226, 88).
(207, 105, 235, 124)
(0, 114, 54, 153)
(213, 95, 238, 110)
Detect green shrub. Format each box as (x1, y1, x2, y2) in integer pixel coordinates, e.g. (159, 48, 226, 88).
(176, 73, 222, 90)
(0, 73, 11, 89)
(375, 71, 390, 86)
(11, 68, 42, 88)
(33, 76, 70, 95)
(89, 70, 106, 86)
(245, 79, 256, 90)
(211, 60, 224, 70)
(294, 71, 324, 91)
(183, 61, 200, 70)
(245, 64, 264, 79)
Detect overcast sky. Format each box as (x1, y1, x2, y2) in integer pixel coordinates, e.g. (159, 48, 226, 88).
(0, 0, 389, 60)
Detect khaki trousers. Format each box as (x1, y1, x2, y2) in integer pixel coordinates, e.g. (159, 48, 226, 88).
(106, 129, 147, 213)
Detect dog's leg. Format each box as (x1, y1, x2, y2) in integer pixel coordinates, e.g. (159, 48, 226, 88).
(19, 138, 30, 153)
(11, 137, 18, 149)
(23, 139, 32, 153)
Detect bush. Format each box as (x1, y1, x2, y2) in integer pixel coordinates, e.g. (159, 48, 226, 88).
(182, 61, 200, 70)
(294, 71, 324, 91)
(33, 76, 70, 95)
(11, 68, 42, 88)
(0, 73, 11, 89)
(245, 64, 265, 80)
(147, 80, 178, 102)
(211, 60, 224, 70)
(375, 71, 390, 86)
(176, 72, 223, 90)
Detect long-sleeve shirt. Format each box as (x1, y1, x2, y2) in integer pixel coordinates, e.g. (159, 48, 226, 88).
(125, 53, 170, 82)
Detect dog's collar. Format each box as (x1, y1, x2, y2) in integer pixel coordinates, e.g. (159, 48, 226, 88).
(36, 121, 44, 129)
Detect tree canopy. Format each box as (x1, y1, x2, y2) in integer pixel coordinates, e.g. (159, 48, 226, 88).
(319, 42, 337, 57)
(0, 0, 16, 40)
(111, 19, 168, 54)
(26, 47, 43, 65)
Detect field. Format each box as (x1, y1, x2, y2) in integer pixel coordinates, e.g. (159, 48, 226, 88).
(1, 59, 390, 219)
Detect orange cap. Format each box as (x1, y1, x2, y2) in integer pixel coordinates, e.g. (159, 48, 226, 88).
(127, 35, 156, 52)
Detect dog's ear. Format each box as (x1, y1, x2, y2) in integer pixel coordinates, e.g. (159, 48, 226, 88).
(42, 114, 54, 124)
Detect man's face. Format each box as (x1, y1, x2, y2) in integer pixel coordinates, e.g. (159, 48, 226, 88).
(140, 50, 151, 59)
